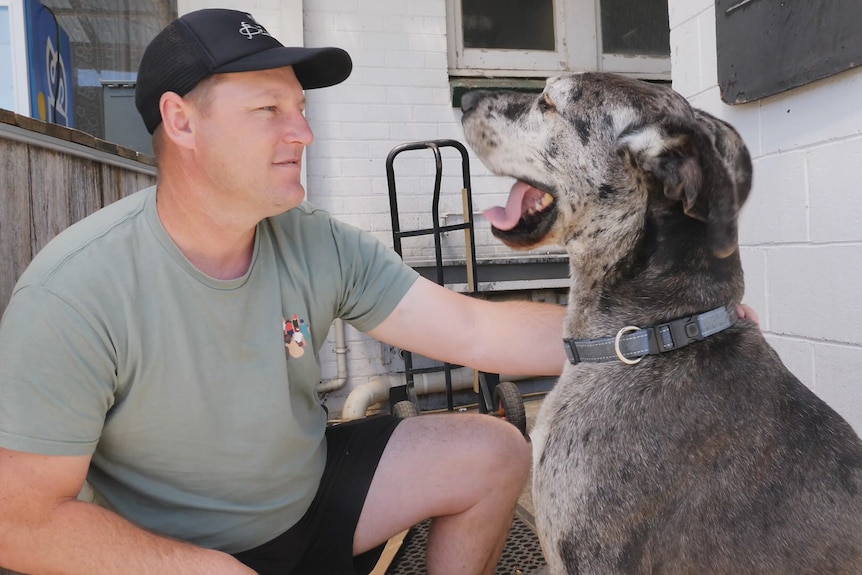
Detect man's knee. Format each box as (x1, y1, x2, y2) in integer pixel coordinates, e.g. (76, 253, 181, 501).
(463, 415, 531, 490)
(390, 412, 530, 492)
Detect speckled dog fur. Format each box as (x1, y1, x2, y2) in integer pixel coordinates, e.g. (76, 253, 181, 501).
(461, 73, 862, 575)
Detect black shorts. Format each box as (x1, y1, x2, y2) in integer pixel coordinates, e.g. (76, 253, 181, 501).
(233, 414, 402, 575)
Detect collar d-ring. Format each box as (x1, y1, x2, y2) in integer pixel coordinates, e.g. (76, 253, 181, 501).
(614, 325, 644, 364)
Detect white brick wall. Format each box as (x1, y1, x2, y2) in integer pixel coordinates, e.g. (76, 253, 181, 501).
(302, 0, 558, 262)
(670, 0, 862, 432)
(178, 0, 304, 44)
(303, 0, 452, 399)
(304, 1, 452, 239)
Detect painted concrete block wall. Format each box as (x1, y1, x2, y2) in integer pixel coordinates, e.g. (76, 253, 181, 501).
(302, 0, 533, 264)
(669, 1, 862, 433)
(178, 0, 303, 45)
(302, 0, 451, 407)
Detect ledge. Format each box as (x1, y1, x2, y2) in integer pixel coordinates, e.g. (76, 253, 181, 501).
(0, 108, 156, 174)
(406, 253, 570, 293)
(449, 77, 546, 108)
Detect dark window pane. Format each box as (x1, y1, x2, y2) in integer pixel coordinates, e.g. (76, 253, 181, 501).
(462, 0, 555, 51)
(600, 0, 669, 56)
(40, 0, 176, 139)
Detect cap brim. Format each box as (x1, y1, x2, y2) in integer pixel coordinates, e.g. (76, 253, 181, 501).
(213, 46, 352, 89)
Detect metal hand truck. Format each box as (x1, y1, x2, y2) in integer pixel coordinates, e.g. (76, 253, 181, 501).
(384, 139, 526, 434)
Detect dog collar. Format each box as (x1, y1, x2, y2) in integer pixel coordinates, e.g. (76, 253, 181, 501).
(563, 306, 736, 365)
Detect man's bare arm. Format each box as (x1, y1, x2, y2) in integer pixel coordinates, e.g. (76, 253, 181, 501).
(369, 276, 567, 376)
(0, 447, 255, 575)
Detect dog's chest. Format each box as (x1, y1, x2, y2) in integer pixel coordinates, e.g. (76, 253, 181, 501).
(531, 362, 683, 490)
(531, 366, 623, 476)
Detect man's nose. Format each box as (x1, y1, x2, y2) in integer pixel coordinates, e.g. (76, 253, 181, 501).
(287, 113, 314, 145)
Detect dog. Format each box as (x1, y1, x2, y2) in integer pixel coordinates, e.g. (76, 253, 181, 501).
(461, 73, 862, 574)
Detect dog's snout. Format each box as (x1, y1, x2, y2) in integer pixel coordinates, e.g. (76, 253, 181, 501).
(460, 90, 489, 115)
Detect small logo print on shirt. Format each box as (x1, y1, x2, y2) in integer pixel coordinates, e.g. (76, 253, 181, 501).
(283, 314, 310, 359)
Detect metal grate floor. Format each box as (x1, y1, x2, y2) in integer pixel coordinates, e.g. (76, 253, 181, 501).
(386, 506, 547, 575)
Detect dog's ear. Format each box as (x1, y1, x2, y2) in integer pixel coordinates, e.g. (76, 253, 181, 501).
(619, 111, 752, 258)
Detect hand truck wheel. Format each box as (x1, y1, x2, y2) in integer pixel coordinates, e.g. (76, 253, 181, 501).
(392, 400, 420, 419)
(493, 381, 527, 436)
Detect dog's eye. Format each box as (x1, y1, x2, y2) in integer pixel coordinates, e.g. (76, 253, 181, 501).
(537, 95, 555, 113)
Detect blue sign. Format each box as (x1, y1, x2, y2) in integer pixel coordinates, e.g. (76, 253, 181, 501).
(24, 0, 74, 127)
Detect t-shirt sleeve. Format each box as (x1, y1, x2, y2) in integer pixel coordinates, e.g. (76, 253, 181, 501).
(328, 218, 419, 333)
(0, 286, 116, 456)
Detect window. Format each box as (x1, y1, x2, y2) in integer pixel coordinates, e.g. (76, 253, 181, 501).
(37, 0, 176, 139)
(0, 5, 13, 110)
(0, 0, 29, 114)
(446, 0, 670, 80)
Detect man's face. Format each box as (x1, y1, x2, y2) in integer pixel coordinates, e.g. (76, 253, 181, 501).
(189, 66, 314, 219)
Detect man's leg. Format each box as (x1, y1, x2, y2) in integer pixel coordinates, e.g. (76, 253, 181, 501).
(353, 412, 531, 575)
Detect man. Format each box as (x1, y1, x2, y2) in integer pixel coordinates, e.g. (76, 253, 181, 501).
(0, 9, 563, 575)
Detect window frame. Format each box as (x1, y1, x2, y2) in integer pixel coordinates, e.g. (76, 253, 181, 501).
(0, 0, 31, 115)
(445, 0, 670, 80)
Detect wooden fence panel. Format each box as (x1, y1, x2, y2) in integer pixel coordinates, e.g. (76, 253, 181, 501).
(29, 148, 74, 255)
(0, 123, 156, 315)
(67, 155, 103, 226)
(0, 138, 33, 315)
(101, 162, 155, 206)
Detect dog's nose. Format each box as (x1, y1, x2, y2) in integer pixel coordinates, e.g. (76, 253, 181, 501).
(460, 90, 488, 114)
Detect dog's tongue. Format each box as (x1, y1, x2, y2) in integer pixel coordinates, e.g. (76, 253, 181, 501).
(482, 180, 535, 231)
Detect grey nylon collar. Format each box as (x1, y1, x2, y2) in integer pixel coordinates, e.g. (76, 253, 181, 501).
(563, 306, 736, 365)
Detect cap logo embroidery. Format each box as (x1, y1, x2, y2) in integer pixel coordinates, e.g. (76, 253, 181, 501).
(238, 17, 271, 40)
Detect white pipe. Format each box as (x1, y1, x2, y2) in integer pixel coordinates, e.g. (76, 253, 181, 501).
(316, 318, 349, 394)
(340, 367, 535, 420)
(411, 368, 476, 396)
(341, 377, 393, 421)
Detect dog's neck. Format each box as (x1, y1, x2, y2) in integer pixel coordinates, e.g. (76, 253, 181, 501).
(563, 251, 744, 340)
(561, 199, 745, 340)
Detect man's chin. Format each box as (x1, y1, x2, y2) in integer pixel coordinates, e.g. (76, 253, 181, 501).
(269, 185, 306, 213)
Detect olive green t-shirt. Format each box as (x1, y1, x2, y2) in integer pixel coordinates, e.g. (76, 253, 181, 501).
(0, 186, 418, 553)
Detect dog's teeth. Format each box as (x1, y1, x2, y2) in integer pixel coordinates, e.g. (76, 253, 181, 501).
(523, 191, 554, 218)
(530, 193, 554, 214)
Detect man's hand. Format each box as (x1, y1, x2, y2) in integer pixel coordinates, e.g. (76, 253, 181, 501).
(736, 303, 759, 325)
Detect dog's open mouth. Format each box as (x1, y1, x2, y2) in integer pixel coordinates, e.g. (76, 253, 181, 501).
(482, 180, 557, 247)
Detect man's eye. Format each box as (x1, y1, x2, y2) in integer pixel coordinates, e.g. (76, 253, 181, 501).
(259, 106, 277, 112)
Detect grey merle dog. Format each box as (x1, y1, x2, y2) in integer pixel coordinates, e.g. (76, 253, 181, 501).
(461, 73, 862, 575)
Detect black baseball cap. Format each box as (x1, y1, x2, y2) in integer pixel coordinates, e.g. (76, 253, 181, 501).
(135, 9, 352, 134)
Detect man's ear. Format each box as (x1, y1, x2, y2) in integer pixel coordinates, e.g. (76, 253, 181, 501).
(618, 114, 752, 259)
(159, 91, 196, 150)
